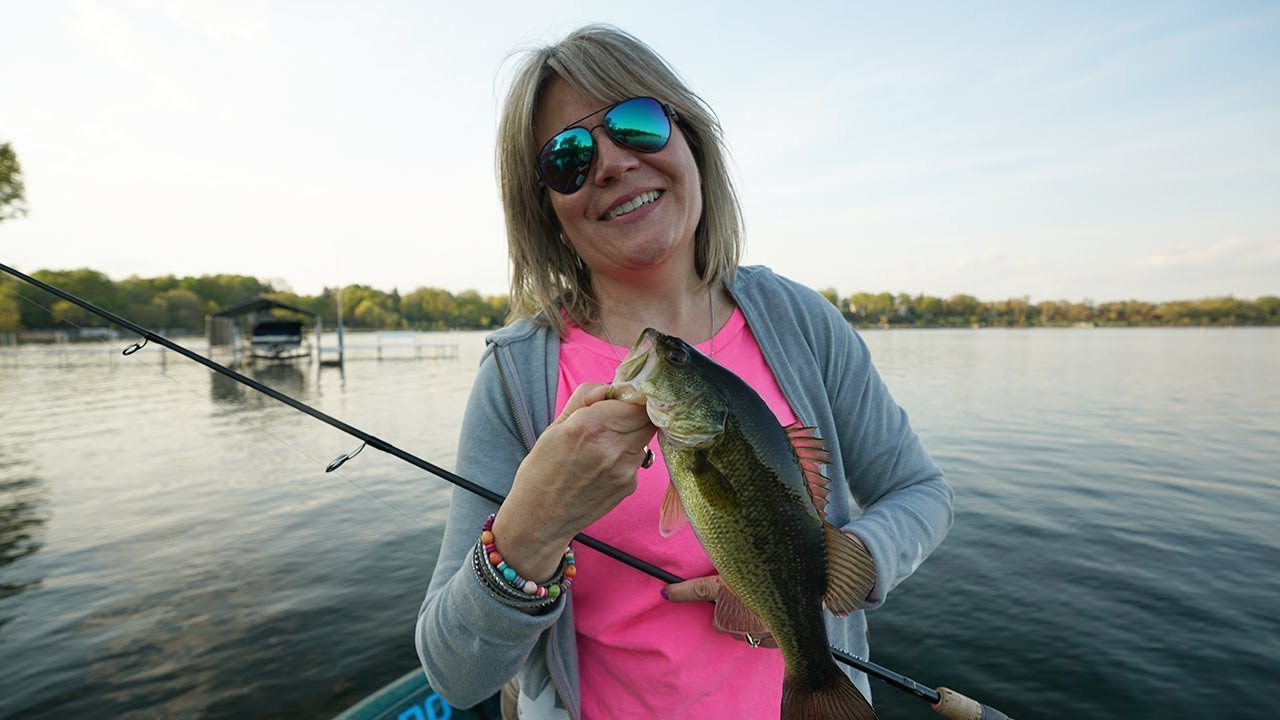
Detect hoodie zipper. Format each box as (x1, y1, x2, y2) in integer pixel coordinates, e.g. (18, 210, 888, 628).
(493, 345, 533, 452)
(544, 630, 578, 720)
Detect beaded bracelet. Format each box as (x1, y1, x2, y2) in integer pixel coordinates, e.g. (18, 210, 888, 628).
(481, 513, 576, 600)
(471, 541, 557, 610)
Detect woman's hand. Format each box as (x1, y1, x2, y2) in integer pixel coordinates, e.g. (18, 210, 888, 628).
(492, 382, 656, 581)
(662, 574, 779, 648)
(662, 531, 871, 647)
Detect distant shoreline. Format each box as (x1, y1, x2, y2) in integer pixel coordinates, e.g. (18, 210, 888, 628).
(1, 267, 1276, 332)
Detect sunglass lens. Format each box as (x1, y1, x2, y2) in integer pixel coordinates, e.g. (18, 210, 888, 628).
(538, 127, 594, 194)
(604, 97, 671, 153)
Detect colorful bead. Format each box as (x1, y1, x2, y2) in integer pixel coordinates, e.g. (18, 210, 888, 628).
(480, 513, 576, 601)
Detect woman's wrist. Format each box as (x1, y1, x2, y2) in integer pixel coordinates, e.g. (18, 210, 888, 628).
(473, 514, 577, 614)
(490, 508, 574, 583)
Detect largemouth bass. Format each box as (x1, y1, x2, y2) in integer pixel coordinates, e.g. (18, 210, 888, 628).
(612, 328, 879, 720)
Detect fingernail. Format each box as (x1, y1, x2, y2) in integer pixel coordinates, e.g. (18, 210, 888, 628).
(660, 587, 669, 600)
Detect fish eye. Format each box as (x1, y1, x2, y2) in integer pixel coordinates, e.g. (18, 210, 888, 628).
(667, 348, 688, 365)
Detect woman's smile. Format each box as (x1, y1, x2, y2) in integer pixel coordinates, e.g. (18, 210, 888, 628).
(602, 189, 663, 221)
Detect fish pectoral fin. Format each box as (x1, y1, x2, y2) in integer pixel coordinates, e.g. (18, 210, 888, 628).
(822, 523, 878, 616)
(691, 451, 741, 515)
(712, 584, 772, 638)
(658, 482, 689, 538)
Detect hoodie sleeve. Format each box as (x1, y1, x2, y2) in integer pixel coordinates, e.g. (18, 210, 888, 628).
(826, 315, 954, 610)
(414, 347, 564, 708)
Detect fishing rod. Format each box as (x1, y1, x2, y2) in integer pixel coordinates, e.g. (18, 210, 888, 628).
(0, 261, 1013, 720)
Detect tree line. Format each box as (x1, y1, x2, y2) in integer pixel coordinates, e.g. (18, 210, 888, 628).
(1, 268, 1276, 334)
(826, 290, 1280, 328)
(0, 269, 509, 333)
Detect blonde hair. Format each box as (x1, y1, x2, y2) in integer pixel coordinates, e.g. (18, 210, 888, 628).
(497, 24, 743, 334)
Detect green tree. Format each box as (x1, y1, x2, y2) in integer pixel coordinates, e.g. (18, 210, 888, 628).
(914, 294, 945, 325)
(132, 298, 167, 329)
(944, 294, 983, 326)
(23, 269, 119, 328)
(120, 275, 180, 308)
(486, 294, 510, 326)
(177, 274, 274, 314)
(0, 142, 28, 223)
(352, 297, 396, 328)
(1255, 296, 1280, 324)
(454, 290, 494, 327)
(402, 287, 455, 328)
(893, 293, 916, 325)
(156, 289, 204, 329)
(0, 279, 22, 331)
(847, 292, 894, 326)
(49, 299, 100, 328)
(1036, 300, 1059, 325)
(1062, 300, 1094, 324)
(340, 285, 403, 328)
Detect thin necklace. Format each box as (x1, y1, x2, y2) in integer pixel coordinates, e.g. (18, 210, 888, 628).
(598, 288, 716, 361)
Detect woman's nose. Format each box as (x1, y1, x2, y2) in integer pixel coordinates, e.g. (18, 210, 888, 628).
(590, 128, 641, 186)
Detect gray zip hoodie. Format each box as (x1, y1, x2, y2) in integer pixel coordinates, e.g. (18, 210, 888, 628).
(416, 265, 953, 719)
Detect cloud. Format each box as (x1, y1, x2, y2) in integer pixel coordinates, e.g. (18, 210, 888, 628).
(66, 0, 146, 73)
(133, 0, 272, 49)
(950, 249, 1043, 275)
(1135, 238, 1279, 269)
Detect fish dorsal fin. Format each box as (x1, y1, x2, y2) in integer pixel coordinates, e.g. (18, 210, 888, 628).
(712, 583, 772, 639)
(659, 482, 688, 538)
(822, 523, 878, 616)
(785, 421, 833, 518)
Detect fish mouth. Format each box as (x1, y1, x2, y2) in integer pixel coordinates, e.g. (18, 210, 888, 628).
(610, 328, 662, 406)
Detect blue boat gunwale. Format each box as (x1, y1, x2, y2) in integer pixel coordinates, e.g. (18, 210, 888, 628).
(332, 668, 500, 720)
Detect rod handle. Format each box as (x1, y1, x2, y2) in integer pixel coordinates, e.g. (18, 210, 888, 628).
(931, 687, 1012, 720)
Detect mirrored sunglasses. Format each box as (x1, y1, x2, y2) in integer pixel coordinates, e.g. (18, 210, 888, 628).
(536, 96, 677, 195)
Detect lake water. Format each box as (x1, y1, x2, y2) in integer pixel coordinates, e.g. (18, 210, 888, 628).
(1, 328, 1276, 719)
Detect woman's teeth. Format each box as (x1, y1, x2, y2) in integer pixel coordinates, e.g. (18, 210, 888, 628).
(605, 190, 661, 220)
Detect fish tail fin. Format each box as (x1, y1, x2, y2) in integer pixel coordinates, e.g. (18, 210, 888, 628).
(782, 671, 878, 720)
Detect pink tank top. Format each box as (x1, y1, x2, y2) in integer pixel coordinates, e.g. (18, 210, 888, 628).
(556, 308, 798, 719)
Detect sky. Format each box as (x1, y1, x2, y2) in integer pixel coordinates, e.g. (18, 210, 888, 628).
(1, 1, 1277, 303)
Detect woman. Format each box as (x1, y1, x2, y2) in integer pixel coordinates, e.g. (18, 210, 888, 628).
(416, 24, 953, 720)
